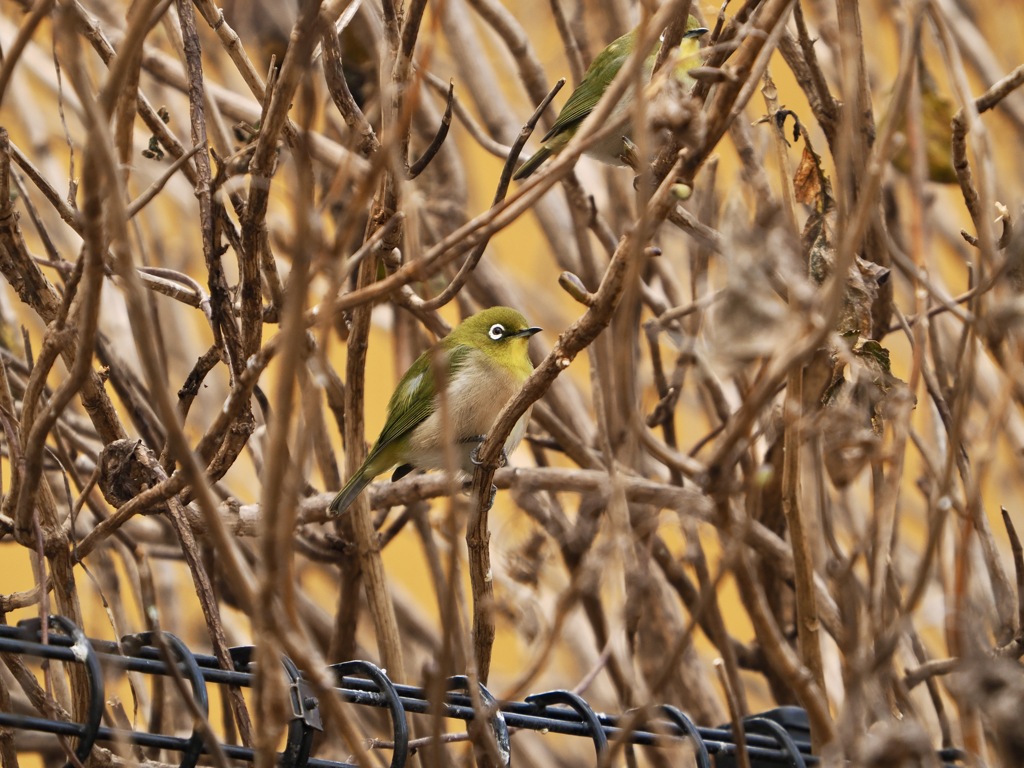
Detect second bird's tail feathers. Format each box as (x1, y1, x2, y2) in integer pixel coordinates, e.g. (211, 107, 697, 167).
(512, 146, 552, 180)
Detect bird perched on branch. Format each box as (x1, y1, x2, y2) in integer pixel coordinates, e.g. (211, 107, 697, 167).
(513, 16, 709, 179)
(329, 307, 541, 517)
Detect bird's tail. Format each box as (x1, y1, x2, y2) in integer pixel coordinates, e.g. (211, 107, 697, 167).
(328, 471, 372, 517)
(513, 145, 552, 180)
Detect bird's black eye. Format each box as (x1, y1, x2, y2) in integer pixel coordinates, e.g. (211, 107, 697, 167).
(488, 323, 505, 340)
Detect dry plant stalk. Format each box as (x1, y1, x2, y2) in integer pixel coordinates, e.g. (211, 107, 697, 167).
(1, 0, 1023, 765)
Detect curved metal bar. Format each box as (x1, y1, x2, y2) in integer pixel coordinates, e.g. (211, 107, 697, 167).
(446, 676, 511, 768)
(525, 689, 607, 760)
(659, 706, 711, 768)
(331, 660, 409, 768)
(742, 717, 807, 768)
(19, 616, 105, 768)
(130, 631, 208, 768)
(281, 656, 321, 768)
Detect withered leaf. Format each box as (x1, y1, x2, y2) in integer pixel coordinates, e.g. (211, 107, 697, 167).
(794, 142, 833, 210)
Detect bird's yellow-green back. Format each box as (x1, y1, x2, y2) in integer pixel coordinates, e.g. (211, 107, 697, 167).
(538, 28, 641, 143)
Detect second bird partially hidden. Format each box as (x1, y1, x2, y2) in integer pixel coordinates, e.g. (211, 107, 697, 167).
(329, 307, 541, 517)
(513, 17, 709, 179)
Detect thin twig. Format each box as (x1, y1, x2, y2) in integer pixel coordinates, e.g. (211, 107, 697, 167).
(410, 78, 564, 312)
(408, 80, 454, 179)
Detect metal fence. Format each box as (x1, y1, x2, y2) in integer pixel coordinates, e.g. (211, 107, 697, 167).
(0, 617, 967, 767)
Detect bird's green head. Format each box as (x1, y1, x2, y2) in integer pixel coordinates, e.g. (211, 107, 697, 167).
(448, 307, 541, 371)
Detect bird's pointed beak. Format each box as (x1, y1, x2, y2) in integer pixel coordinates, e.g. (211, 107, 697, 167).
(685, 27, 710, 38)
(515, 327, 542, 338)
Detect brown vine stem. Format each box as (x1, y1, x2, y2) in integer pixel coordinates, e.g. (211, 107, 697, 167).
(730, 501, 836, 743)
(240, 1, 325, 366)
(66, 0, 259, 620)
(176, 0, 245, 386)
(320, 16, 380, 156)
(342, 261, 408, 682)
(334, 0, 410, 686)
(466, 153, 687, 681)
(761, 69, 827, 744)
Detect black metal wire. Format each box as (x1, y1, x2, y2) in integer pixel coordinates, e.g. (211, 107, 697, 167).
(526, 689, 608, 760)
(444, 675, 512, 768)
(331, 660, 407, 768)
(0, 618, 969, 768)
(743, 717, 807, 768)
(130, 631, 209, 768)
(17, 616, 104, 768)
(659, 705, 712, 768)
(0, 624, 808, 758)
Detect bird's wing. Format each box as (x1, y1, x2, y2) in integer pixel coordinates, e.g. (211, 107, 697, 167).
(366, 345, 470, 461)
(540, 31, 636, 142)
(540, 77, 603, 141)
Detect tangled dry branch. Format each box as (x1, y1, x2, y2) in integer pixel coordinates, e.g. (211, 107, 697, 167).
(1, 0, 1024, 765)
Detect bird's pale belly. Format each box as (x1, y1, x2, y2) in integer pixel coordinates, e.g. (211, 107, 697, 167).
(402, 359, 530, 473)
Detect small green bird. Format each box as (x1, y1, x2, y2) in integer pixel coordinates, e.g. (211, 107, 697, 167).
(328, 307, 541, 517)
(513, 17, 709, 179)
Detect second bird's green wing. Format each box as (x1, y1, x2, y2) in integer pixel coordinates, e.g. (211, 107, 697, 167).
(540, 29, 638, 142)
(364, 345, 471, 466)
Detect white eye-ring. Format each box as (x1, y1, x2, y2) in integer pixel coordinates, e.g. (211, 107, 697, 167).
(488, 323, 505, 340)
